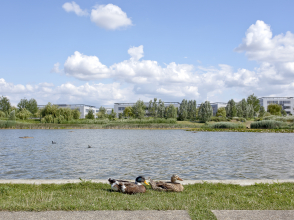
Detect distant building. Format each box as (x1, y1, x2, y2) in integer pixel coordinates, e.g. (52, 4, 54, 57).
(114, 102, 181, 117)
(259, 97, 294, 115)
(210, 102, 227, 115)
(37, 104, 98, 119)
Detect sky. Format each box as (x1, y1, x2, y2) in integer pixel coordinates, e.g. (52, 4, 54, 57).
(1, 0, 294, 107)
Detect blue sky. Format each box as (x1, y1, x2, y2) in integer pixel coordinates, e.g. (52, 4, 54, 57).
(1, 0, 294, 107)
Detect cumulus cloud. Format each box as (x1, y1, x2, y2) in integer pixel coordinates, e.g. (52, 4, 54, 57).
(64, 51, 110, 80)
(62, 2, 88, 16)
(128, 45, 144, 61)
(90, 4, 132, 30)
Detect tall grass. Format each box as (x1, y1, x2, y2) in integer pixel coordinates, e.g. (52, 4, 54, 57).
(0, 120, 16, 128)
(263, 115, 294, 122)
(207, 122, 245, 129)
(250, 120, 287, 129)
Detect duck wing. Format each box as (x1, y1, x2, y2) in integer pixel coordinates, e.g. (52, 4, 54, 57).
(149, 178, 173, 192)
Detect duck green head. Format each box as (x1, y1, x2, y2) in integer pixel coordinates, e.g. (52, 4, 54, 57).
(135, 176, 149, 185)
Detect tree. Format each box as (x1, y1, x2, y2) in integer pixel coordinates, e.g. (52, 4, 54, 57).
(281, 109, 287, 116)
(16, 108, 32, 120)
(178, 99, 188, 121)
(216, 107, 226, 117)
(108, 109, 116, 120)
(17, 98, 38, 114)
(9, 110, 16, 120)
(267, 104, 282, 116)
(226, 99, 237, 117)
(0, 110, 5, 118)
(132, 100, 146, 119)
(97, 106, 107, 119)
(259, 106, 265, 118)
(247, 93, 260, 116)
(187, 100, 197, 120)
(0, 96, 11, 115)
(198, 101, 213, 122)
(72, 108, 81, 119)
(123, 106, 134, 118)
(165, 104, 177, 118)
(157, 99, 165, 118)
(247, 104, 254, 118)
(85, 108, 95, 119)
(148, 98, 158, 117)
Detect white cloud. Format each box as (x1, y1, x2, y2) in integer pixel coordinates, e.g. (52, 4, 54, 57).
(62, 2, 88, 16)
(50, 62, 62, 73)
(64, 51, 110, 80)
(128, 45, 144, 61)
(90, 4, 132, 30)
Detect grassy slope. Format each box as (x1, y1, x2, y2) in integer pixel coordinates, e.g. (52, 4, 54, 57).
(0, 182, 293, 219)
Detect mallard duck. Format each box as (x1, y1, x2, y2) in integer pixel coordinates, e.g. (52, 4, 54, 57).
(108, 176, 149, 194)
(149, 174, 184, 192)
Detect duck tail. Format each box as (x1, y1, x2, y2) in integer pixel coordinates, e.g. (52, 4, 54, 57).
(148, 178, 158, 190)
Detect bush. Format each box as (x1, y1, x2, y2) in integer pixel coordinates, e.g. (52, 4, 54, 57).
(207, 122, 245, 129)
(9, 110, 16, 120)
(210, 116, 229, 122)
(250, 120, 287, 129)
(0, 111, 6, 118)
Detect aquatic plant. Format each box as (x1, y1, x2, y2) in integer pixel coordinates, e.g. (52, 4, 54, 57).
(250, 120, 287, 129)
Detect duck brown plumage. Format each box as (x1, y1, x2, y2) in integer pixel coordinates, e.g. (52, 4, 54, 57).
(108, 176, 149, 194)
(149, 174, 184, 192)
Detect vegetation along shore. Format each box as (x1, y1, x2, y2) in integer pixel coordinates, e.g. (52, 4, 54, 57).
(1, 94, 294, 132)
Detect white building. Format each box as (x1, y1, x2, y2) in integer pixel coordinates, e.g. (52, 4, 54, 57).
(38, 104, 98, 119)
(259, 97, 294, 115)
(114, 102, 181, 117)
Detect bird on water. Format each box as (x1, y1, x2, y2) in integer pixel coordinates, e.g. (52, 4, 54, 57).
(52, 141, 56, 144)
(88, 145, 92, 148)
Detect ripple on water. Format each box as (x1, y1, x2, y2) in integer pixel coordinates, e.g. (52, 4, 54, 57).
(0, 129, 294, 180)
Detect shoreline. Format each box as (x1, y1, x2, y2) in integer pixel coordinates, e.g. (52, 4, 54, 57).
(1, 179, 294, 186)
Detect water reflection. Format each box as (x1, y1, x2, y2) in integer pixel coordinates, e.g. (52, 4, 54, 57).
(0, 129, 293, 180)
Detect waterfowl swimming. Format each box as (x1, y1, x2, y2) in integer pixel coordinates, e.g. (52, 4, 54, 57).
(108, 176, 149, 194)
(149, 174, 184, 192)
(88, 145, 92, 148)
(52, 141, 56, 144)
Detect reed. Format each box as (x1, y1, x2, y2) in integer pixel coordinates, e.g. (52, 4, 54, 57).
(250, 120, 287, 129)
(207, 122, 246, 129)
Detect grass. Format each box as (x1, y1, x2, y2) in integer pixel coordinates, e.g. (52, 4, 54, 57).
(188, 128, 294, 133)
(0, 182, 293, 219)
(206, 122, 246, 129)
(251, 120, 288, 129)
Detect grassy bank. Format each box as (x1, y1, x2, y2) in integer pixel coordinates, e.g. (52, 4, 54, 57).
(0, 182, 293, 219)
(188, 128, 294, 133)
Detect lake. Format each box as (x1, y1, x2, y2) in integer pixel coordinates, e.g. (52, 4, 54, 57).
(0, 129, 293, 180)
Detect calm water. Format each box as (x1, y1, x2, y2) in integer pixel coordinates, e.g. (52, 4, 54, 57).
(0, 129, 294, 180)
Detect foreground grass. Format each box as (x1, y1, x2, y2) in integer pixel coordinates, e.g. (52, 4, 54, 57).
(0, 182, 294, 219)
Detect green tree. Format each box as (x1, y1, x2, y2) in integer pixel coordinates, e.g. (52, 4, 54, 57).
(247, 93, 260, 115)
(85, 108, 95, 119)
(281, 109, 287, 116)
(178, 99, 188, 121)
(27, 99, 38, 114)
(132, 100, 146, 119)
(118, 113, 123, 119)
(247, 104, 254, 118)
(267, 104, 282, 116)
(96, 106, 107, 119)
(216, 107, 226, 117)
(226, 99, 237, 117)
(165, 104, 177, 118)
(17, 98, 29, 110)
(259, 106, 265, 118)
(16, 108, 32, 120)
(72, 108, 81, 119)
(40, 102, 59, 118)
(198, 101, 213, 122)
(0, 110, 6, 118)
(123, 106, 134, 118)
(9, 110, 16, 120)
(108, 109, 116, 120)
(0, 96, 11, 115)
(157, 99, 165, 118)
(148, 98, 158, 117)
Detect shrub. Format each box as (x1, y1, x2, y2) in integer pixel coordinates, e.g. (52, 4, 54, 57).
(210, 116, 229, 122)
(250, 120, 287, 129)
(9, 110, 16, 120)
(207, 122, 245, 129)
(0, 111, 6, 118)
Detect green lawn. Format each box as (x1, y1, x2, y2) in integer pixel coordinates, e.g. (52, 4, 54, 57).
(1, 182, 293, 219)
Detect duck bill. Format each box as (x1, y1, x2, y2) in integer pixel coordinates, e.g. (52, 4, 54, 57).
(177, 177, 183, 181)
(144, 180, 150, 185)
